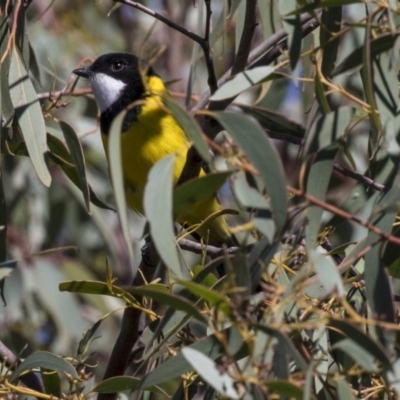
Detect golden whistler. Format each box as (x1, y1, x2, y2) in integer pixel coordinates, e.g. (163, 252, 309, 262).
(74, 53, 235, 246)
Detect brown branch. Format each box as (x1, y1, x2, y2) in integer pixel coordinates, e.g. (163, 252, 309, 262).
(98, 240, 159, 400)
(178, 238, 245, 256)
(288, 185, 400, 246)
(37, 87, 91, 101)
(193, 13, 317, 112)
(332, 162, 384, 191)
(114, 0, 218, 94)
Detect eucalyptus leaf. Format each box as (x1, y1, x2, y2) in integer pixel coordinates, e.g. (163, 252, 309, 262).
(9, 48, 51, 187)
(144, 155, 184, 277)
(108, 110, 135, 273)
(11, 351, 78, 382)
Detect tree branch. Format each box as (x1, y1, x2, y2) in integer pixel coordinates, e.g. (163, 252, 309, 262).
(288, 185, 399, 245)
(114, 0, 218, 94)
(178, 238, 243, 256)
(98, 240, 159, 400)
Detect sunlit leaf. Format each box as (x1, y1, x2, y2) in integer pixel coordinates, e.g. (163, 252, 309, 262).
(9, 48, 51, 187)
(144, 155, 183, 277)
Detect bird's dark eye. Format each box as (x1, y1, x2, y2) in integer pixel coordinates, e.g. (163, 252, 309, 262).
(111, 62, 125, 72)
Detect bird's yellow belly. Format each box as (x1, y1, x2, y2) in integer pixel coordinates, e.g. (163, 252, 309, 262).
(103, 107, 189, 214)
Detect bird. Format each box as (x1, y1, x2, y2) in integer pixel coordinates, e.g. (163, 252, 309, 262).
(73, 52, 236, 247)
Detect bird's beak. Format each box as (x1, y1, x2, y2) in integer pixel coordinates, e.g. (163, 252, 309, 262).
(73, 67, 93, 79)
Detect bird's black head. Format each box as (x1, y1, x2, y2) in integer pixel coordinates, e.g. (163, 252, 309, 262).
(73, 53, 156, 113)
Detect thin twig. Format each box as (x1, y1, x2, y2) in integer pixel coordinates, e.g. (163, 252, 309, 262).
(178, 238, 245, 256)
(114, 0, 218, 94)
(288, 185, 400, 246)
(333, 162, 384, 191)
(193, 13, 318, 112)
(114, 0, 204, 45)
(37, 87, 91, 100)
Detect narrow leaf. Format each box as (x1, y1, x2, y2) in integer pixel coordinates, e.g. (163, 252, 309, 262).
(210, 67, 275, 101)
(60, 121, 90, 212)
(212, 112, 287, 235)
(144, 155, 183, 277)
(163, 96, 210, 163)
(9, 48, 51, 186)
(11, 351, 78, 382)
(108, 111, 135, 273)
(182, 347, 240, 399)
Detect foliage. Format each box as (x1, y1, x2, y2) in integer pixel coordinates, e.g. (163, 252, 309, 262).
(1, 0, 400, 399)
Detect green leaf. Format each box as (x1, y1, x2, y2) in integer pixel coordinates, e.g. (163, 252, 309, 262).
(163, 96, 210, 163)
(60, 121, 90, 212)
(305, 147, 337, 253)
(10, 351, 78, 382)
(364, 175, 400, 346)
(59, 280, 136, 304)
(176, 279, 230, 314)
(333, 33, 400, 76)
(265, 381, 305, 400)
(332, 338, 377, 373)
(239, 105, 305, 138)
(41, 370, 61, 398)
(309, 252, 344, 298)
(304, 107, 353, 154)
(286, 0, 364, 15)
(108, 110, 135, 272)
(0, 169, 6, 264)
(231, 170, 270, 210)
(327, 318, 392, 371)
(144, 155, 183, 277)
(320, 6, 342, 77)
(336, 377, 355, 400)
(125, 285, 208, 324)
(182, 347, 240, 399)
(212, 112, 287, 235)
(139, 326, 247, 390)
(0, 15, 14, 129)
(47, 134, 113, 211)
(279, 0, 302, 71)
(9, 48, 51, 187)
(210, 67, 275, 101)
(253, 324, 308, 371)
(92, 376, 165, 395)
(173, 171, 232, 217)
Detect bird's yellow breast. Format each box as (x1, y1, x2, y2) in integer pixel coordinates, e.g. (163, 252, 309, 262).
(102, 76, 189, 214)
(101, 75, 233, 246)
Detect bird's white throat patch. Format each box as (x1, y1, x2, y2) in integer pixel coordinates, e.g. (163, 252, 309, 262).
(90, 73, 127, 112)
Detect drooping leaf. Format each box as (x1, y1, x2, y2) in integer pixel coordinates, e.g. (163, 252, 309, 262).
(305, 147, 338, 253)
(108, 110, 135, 272)
(212, 112, 287, 236)
(173, 171, 232, 217)
(144, 155, 183, 277)
(92, 376, 166, 395)
(163, 96, 210, 163)
(10, 351, 78, 382)
(60, 121, 90, 212)
(182, 347, 240, 399)
(210, 67, 275, 101)
(139, 326, 247, 390)
(9, 48, 51, 187)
